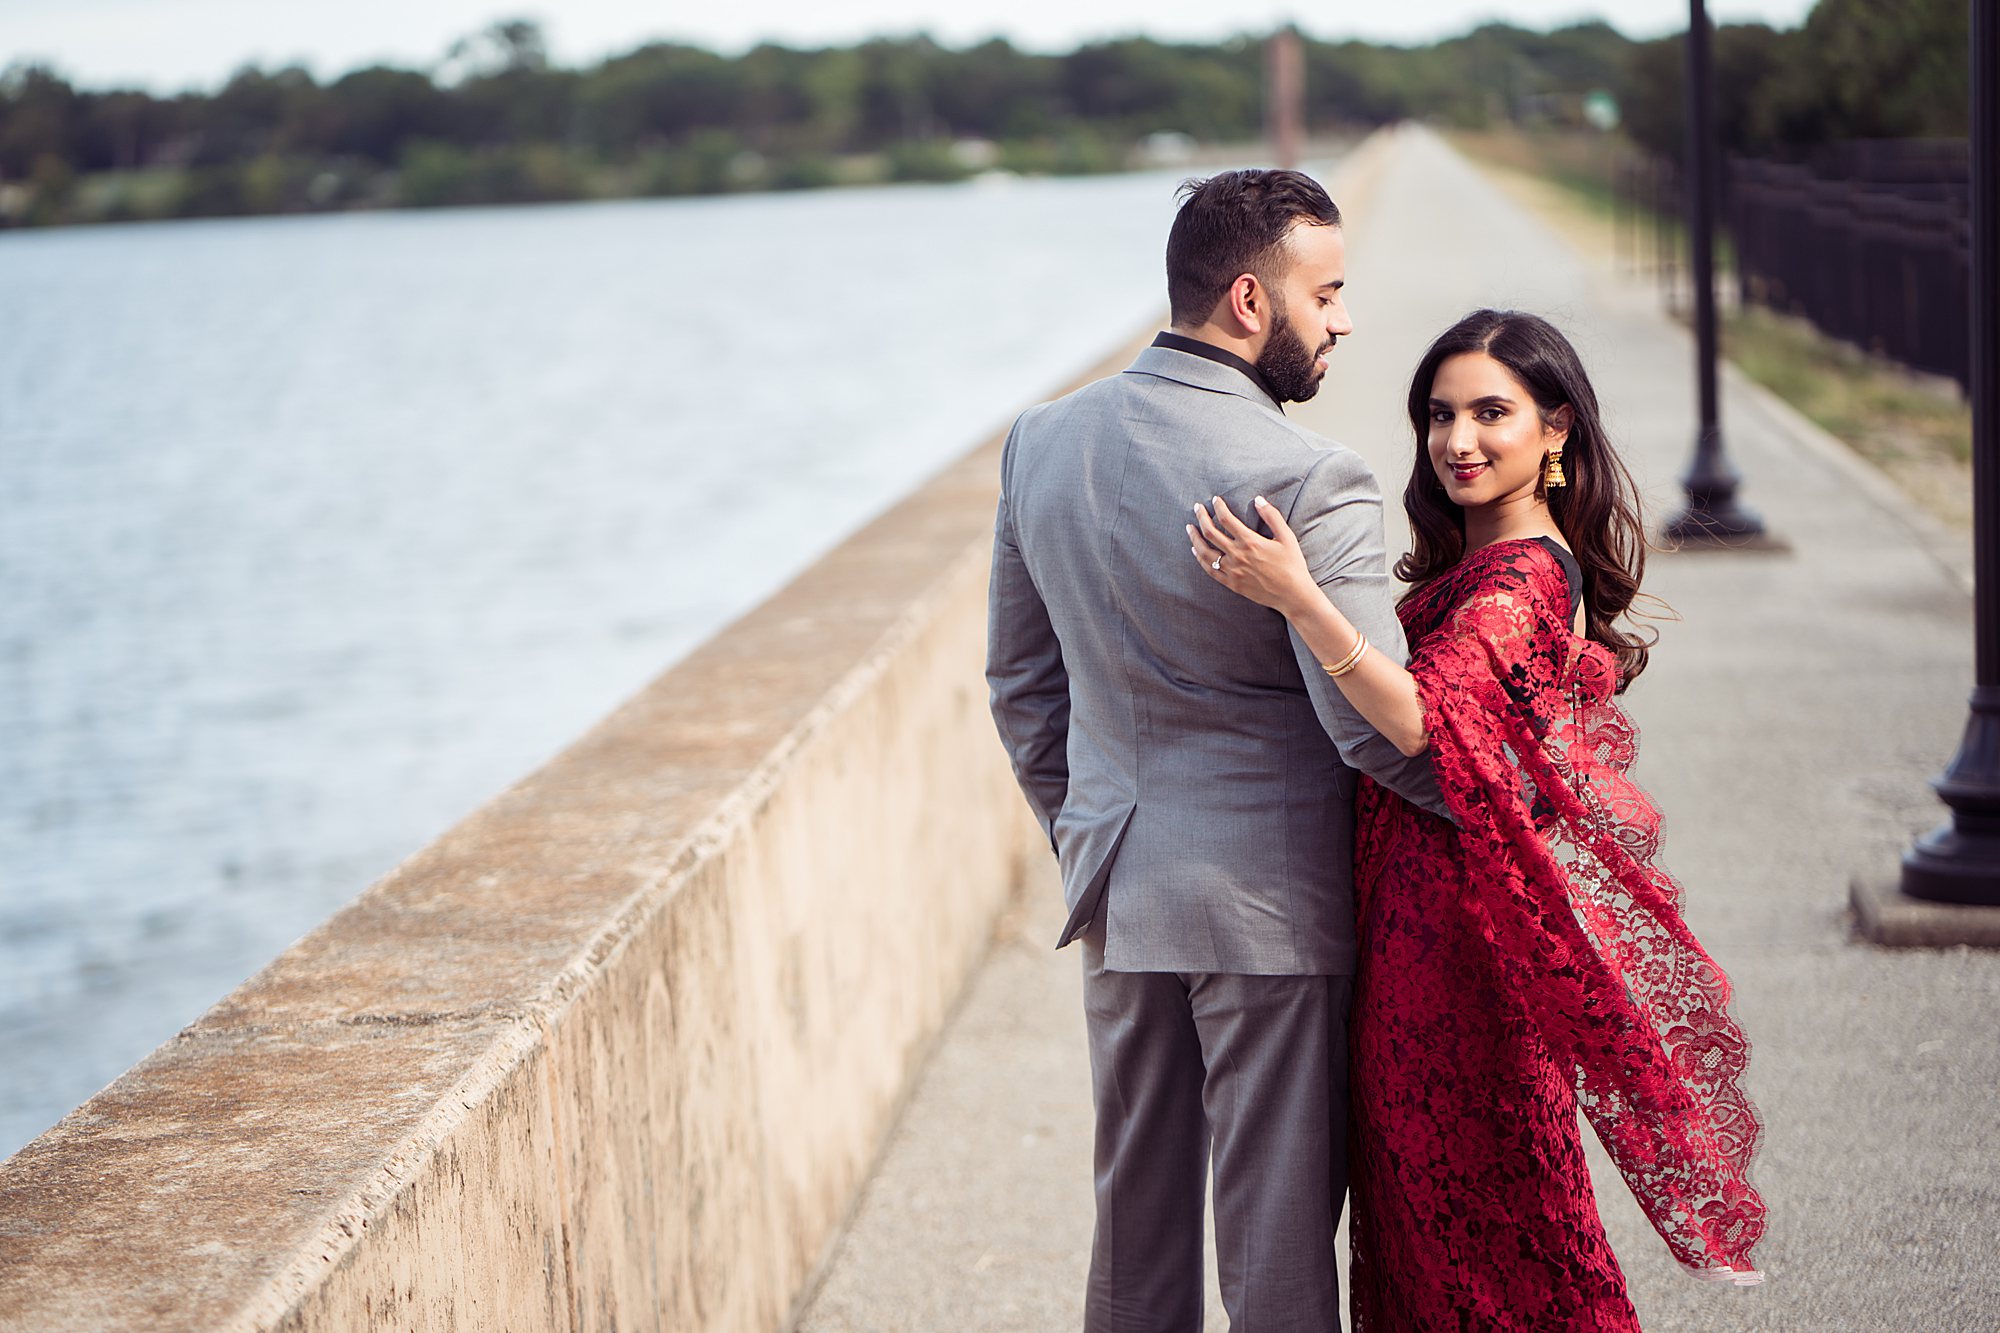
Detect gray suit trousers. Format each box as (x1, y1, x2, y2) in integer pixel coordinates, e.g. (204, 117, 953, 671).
(1081, 920, 1351, 1333)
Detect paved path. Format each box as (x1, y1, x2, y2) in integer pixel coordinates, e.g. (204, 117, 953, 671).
(796, 125, 1997, 1332)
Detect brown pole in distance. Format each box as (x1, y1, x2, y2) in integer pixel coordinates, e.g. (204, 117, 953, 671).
(1266, 26, 1304, 169)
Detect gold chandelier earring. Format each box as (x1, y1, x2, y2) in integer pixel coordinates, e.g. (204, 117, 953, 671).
(1543, 444, 1567, 490)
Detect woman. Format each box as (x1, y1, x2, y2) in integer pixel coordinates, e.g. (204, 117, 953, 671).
(1187, 309, 1765, 1328)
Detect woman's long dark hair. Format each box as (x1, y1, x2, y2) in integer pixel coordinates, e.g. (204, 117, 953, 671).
(1395, 308, 1655, 689)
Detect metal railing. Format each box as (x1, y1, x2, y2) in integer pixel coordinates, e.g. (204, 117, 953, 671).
(1614, 139, 1972, 394)
(1729, 142, 1970, 391)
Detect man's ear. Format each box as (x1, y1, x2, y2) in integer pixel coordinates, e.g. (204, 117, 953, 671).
(1223, 273, 1265, 336)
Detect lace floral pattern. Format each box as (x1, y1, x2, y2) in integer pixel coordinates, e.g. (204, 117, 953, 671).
(1349, 539, 1765, 1331)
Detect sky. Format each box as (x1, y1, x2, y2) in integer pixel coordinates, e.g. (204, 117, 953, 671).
(6, 0, 1821, 94)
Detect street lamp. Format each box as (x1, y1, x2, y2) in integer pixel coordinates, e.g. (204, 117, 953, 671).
(1662, 0, 1768, 546)
(1899, 0, 2000, 908)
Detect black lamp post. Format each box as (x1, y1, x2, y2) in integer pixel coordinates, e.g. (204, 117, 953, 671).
(1901, 0, 2000, 907)
(1663, 0, 1767, 546)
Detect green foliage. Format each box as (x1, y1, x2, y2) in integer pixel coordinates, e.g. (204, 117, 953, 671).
(1622, 23, 1794, 159)
(398, 139, 588, 207)
(926, 39, 1058, 140)
(397, 140, 479, 207)
(2, 64, 85, 179)
(578, 44, 740, 151)
(1621, 0, 1969, 162)
(770, 153, 837, 190)
(442, 19, 550, 83)
(632, 131, 753, 196)
(26, 152, 75, 223)
(46, 166, 189, 222)
(0, 6, 1973, 228)
(324, 66, 460, 165)
(156, 152, 356, 217)
(884, 139, 969, 183)
(1057, 38, 1260, 139)
(168, 163, 255, 217)
(1303, 22, 1635, 131)
(999, 129, 1123, 176)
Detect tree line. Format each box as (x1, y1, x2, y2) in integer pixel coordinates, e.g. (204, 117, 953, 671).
(1620, 0, 1967, 166)
(0, 1, 1968, 228)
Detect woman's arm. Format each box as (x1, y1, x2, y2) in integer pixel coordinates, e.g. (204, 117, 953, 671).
(1189, 495, 1429, 757)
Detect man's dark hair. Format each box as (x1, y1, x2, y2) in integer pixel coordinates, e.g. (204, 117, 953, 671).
(1165, 169, 1342, 326)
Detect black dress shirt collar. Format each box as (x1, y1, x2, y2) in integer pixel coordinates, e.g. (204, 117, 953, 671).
(1151, 331, 1284, 411)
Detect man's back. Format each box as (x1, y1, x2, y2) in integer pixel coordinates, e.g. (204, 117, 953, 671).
(988, 341, 1442, 975)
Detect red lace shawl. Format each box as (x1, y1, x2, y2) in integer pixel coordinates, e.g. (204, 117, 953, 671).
(1362, 538, 1766, 1277)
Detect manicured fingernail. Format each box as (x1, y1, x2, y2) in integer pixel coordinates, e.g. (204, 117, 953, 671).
(1254, 495, 1267, 507)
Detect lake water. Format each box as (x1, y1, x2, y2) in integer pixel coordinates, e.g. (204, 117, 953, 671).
(0, 169, 1201, 1158)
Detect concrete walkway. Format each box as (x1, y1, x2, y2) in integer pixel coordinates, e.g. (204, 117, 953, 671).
(795, 126, 1997, 1332)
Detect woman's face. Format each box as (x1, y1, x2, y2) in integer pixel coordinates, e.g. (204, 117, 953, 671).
(1425, 351, 1570, 510)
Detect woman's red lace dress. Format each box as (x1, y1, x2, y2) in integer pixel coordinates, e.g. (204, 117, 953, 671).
(1348, 538, 1765, 1331)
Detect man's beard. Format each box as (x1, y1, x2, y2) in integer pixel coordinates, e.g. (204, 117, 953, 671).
(1256, 308, 1330, 403)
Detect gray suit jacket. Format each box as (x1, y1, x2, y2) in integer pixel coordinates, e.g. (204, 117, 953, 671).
(986, 342, 1449, 975)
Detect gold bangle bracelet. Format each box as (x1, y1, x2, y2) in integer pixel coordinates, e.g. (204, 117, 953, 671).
(1321, 632, 1369, 679)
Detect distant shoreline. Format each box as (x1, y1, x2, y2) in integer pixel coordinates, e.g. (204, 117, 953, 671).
(0, 21, 1649, 231)
(0, 133, 1362, 236)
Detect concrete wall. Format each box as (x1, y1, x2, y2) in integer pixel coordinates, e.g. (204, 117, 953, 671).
(0, 331, 1149, 1332)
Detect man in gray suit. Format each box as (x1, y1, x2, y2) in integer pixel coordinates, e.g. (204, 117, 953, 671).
(986, 169, 1449, 1330)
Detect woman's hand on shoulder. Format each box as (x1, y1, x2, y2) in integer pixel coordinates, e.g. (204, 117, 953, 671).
(1187, 495, 1320, 619)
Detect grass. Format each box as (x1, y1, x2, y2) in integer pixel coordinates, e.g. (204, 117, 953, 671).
(1447, 124, 1971, 530)
(1722, 306, 1971, 527)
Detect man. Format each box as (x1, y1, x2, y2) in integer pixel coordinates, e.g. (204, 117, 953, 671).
(985, 169, 1449, 1330)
